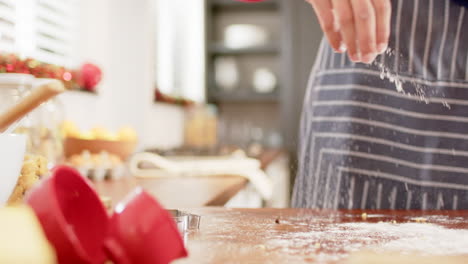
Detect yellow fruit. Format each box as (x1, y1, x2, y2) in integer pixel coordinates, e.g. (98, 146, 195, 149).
(90, 126, 112, 140)
(0, 206, 57, 264)
(117, 127, 137, 141)
(60, 121, 80, 137)
(62, 121, 136, 142)
(79, 131, 95, 140)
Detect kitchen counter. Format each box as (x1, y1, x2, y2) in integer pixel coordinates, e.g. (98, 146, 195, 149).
(174, 208, 468, 264)
(94, 176, 247, 209)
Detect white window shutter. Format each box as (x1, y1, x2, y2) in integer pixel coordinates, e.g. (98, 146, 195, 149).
(0, 0, 78, 67)
(33, 0, 79, 67)
(0, 0, 17, 52)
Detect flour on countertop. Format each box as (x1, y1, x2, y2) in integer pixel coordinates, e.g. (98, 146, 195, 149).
(343, 222, 468, 255)
(266, 220, 468, 263)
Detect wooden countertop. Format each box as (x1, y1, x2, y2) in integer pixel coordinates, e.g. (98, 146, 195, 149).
(174, 208, 468, 264)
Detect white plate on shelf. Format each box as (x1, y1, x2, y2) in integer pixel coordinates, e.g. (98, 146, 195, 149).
(252, 67, 277, 93)
(0, 134, 26, 205)
(215, 56, 239, 92)
(224, 24, 268, 49)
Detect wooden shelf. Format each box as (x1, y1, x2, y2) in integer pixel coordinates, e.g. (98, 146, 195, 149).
(209, 91, 279, 103)
(210, 0, 279, 10)
(209, 44, 279, 55)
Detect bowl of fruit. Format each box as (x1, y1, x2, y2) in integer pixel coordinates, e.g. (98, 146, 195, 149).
(62, 121, 138, 161)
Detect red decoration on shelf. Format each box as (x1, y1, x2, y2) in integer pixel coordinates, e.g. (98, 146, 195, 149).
(76, 63, 102, 93)
(154, 88, 195, 107)
(0, 53, 102, 93)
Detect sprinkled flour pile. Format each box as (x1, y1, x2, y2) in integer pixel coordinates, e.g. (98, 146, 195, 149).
(266, 220, 468, 263)
(343, 222, 468, 255)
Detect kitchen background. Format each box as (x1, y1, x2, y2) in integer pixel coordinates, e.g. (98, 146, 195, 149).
(0, 0, 323, 208)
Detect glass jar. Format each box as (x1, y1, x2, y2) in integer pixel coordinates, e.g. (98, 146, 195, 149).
(31, 78, 65, 167)
(0, 73, 34, 112)
(0, 73, 35, 150)
(0, 74, 64, 168)
(184, 105, 218, 150)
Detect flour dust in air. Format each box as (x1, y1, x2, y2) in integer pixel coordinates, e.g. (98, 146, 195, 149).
(375, 48, 404, 93)
(374, 48, 450, 109)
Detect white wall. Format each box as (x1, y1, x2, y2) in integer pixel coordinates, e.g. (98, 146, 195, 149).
(58, 0, 185, 150)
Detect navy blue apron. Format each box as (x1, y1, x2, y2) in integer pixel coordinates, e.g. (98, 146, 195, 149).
(293, 0, 468, 210)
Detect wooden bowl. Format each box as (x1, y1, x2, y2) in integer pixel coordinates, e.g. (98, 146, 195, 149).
(63, 137, 137, 160)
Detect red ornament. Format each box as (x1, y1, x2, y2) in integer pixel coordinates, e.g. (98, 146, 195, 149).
(78, 63, 102, 92)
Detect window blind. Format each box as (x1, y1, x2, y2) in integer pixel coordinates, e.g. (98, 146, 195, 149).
(33, 0, 78, 67)
(0, 0, 78, 67)
(0, 0, 17, 52)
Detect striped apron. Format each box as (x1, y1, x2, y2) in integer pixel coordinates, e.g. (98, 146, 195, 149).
(292, 0, 468, 210)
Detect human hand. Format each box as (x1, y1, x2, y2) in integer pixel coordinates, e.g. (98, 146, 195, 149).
(306, 0, 391, 64)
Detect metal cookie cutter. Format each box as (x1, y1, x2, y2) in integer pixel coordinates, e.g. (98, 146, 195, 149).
(168, 210, 201, 233)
